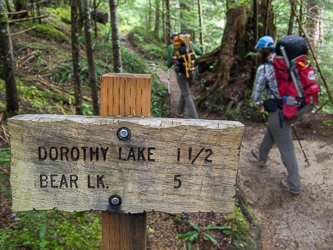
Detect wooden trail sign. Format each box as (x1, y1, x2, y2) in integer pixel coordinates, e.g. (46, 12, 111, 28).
(9, 114, 244, 213)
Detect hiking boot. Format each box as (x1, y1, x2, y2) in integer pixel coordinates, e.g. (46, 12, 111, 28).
(251, 148, 267, 166)
(176, 112, 186, 118)
(280, 179, 301, 195)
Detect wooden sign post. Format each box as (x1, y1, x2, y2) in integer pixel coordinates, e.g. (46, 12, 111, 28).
(100, 73, 151, 250)
(8, 73, 244, 249)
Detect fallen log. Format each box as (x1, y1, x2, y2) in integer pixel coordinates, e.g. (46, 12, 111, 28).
(89, 9, 108, 24)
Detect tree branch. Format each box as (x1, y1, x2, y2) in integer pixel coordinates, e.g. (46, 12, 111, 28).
(11, 26, 35, 36)
(7, 10, 28, 15)
(8, 14, 49, 23)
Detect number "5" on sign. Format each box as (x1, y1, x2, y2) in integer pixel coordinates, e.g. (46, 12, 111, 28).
(174, 175, 181, 188)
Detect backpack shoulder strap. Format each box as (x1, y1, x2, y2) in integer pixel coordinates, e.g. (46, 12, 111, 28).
(262, 62, 279, 101)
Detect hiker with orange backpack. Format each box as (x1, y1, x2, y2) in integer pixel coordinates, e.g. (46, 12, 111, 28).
(250, 36, 301, 195)
(166, 32, 202, 119)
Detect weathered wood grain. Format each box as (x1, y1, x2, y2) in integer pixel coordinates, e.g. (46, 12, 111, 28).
(9, 114, 244, 213)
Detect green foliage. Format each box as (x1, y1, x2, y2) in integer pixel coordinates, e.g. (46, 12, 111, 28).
(47, 6, 72, 23)
(17, 84, 66, 108)
(0, 148, 11, 200)
(151, 74, 169, 117)
(54, 59, 112, 85)
(82, 103, 93, 115)
(16, 43, 47, 51)
(0, 148, 10, 164)
(129, 27, 167, 60)
(147, 225, 155, 233)
(319, 118, 333, 132)
(0, 210, 102, 249)
(120, 44, 150, 74)
(0, 77, 74, 114)
(25, 22, 69, 42)
(120, 44, 170, 117)
(223, 201, 257, 249)
(178, 221, 229, 250)
(4, 108, 20, 118)
(313, 44, 333, 114)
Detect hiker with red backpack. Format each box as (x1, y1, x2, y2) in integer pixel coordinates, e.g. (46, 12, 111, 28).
(166, 32, 202, 119)
(251, 36, 301, 195)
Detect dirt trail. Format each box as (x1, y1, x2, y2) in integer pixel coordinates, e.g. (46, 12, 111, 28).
(240, 125, 333, 249)
(123, 38, 333, 249)
(160, 67, 333, 249)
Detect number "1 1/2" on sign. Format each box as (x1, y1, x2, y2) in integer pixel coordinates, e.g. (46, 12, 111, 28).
(177, 147, 213, 164)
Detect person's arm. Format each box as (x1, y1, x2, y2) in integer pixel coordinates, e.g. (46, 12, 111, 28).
(190, 42, 202, 56)
(252, 65, 266, 111)
(165, 44, 174, 68)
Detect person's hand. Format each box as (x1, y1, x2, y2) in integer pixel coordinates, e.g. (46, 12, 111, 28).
(258, 102, 265, 113)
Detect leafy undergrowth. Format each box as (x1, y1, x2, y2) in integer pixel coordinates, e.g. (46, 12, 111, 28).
(146, 195, 261, 250)
(0, 146, 101, 250)
(2, 6, 169, 117)
(128, 26, 167, 60)
(1, 210, 101, 250)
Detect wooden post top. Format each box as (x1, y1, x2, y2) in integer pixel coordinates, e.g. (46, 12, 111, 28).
(9, 114, 244, 214)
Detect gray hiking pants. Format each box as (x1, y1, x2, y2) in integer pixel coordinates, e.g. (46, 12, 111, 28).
(176, 72, 198, 119)
(259, 110, 301, 192)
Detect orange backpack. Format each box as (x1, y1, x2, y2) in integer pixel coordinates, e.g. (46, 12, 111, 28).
(173, 33, 198, 77)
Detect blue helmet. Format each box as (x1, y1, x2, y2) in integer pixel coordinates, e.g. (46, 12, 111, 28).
(254, 36, 275, 51)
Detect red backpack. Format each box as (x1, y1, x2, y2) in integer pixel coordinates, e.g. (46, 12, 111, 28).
(273, 35, 320, 120)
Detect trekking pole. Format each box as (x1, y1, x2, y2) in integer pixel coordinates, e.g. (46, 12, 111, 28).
(168, 68, 171, 108)
(291, 124, 310, 167)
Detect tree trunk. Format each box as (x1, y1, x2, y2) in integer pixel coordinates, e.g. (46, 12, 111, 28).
(253, 0, 258, 43)
(306, 0, 322, 48)
(30, 0, 35, 18)
(198, 0, 204, 52)
(0, 0, 19, 116)
(288, 0, 295, 35)
(165, 0, 170, 44)
(77, 0, 83, 35)
(94, 0, 97, 37)
(36, 0, 41, 24)
(5, 0, 12, 12)
(264, 0, 270, 35)
(154, 0, 160, 35)
(197, 48, 219, 73)
(81, 0, 99, 115)
(299, 1, 303, 36)
(13, 0, 29, 18)
(71, 0, 83, 115)
(148, 0, 151, 32)
(259, 0, 275, 38)
(211, 6, 247, 92)
(162, 0, 165, 42)
(180, 1, 186, 32)
(109, 0, 122, 73)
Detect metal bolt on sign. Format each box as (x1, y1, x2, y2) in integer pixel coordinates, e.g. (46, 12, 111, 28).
(109, 195, 122, 206)
(117, 127, 131, 141)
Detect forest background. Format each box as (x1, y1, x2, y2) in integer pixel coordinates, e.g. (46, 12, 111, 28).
(0, 0, 333, 248)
